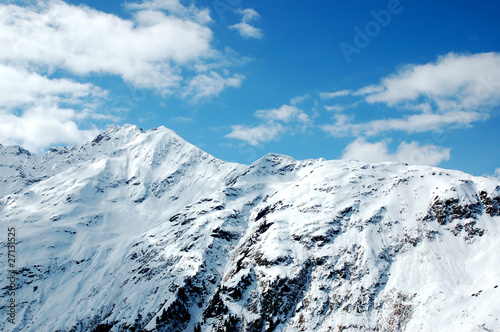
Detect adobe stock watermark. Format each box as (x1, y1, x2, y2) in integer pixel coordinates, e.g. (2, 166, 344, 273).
(340, 0, 412, 64)
(112, 87, 147, 113)
(236, 141, 264, 164)
(6, 227, 17, 325)
(213, 0, 249, 24)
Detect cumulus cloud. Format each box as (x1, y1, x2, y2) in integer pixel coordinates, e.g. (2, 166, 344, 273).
(322, 52, 500, 137)
(0, 64, 108, 152)
(226, 104, 310, 145)
(0, 0, 245, 152)
(0, 0, 214, 92)
(226, 124, 284, 146)
(341, 138, 450, 166)
(359, 52, 500, 111)
(0, 64, 105, 108)
(0, 106, 100, 153)
(229, 8, 263, 39)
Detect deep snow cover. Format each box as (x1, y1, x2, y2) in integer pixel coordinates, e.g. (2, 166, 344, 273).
(1, 124, 499, 332)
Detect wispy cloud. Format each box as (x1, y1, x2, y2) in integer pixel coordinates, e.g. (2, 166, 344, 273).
(290, 94, 309, 105)
(226, 105, 310, 145)
(323, 105, 345, 112)
(255, 105, 309, 123)
(170, 116, 194, 123)
(322, 110, 486, 137)
(184, 71, 244, 100)
(341, 137, 450, 166)
(319, 89, 352, 100)
(126, 0, 211, 23)
(226, 123, 284, 146)
(229, 8, 263, 39)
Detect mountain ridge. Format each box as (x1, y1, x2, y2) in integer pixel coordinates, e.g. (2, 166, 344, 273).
(1, 124, 499, 332)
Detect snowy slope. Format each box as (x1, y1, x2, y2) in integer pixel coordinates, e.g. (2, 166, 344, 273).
(0, 124, 499, 332)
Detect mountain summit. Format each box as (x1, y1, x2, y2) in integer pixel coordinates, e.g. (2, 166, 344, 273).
(1, 125, 499, 331)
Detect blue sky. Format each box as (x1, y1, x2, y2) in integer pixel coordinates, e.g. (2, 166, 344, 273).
(0, 0, 499, 177)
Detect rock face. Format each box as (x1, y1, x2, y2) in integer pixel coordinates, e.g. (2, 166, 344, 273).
(1, 124, 499, 332)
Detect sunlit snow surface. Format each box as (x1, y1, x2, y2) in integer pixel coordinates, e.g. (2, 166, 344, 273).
(1, 124, 499, 331)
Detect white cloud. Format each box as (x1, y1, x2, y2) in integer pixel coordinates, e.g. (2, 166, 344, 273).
(324, 105, 345, 112)
(184, 71, 243, 99)
(322, 52, 500, 137)
(361, 111, 486, 135)
(494, 168, 500, 178)
(0, 0, 246, 152)
(225, 124, 284, 146)
(230, 22, 263, 39)
(170, 116, 194, 123)
(353, 85, 384, 96)
(290, 94, 309, 105)
(127, 0, 212, 23)
(192, 47, 252, 72)
(359, 52, 500, 111)
(0, 106, 99, 153)
(319, 89, 352, 100)
(229, 8, 263, 39)
(255, 105, 309, 123)
(0, 64, 105, 108)
(323, 100, 361, 113)
(323, 110, 486, 137)
(226, 104, 311, 145)
(320, 113, 353, 136)
(0, 64, 108, 152)
(0, 0, 238, 94)
(341, 138, 450, 166)
(238, 8, 260, 22)
(127, 0, 184, 11)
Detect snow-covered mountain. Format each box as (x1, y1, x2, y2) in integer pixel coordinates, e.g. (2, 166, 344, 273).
(1, 124, 499, 332)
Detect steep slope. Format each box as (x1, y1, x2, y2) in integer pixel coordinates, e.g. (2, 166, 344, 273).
(0, 125, 499, 332)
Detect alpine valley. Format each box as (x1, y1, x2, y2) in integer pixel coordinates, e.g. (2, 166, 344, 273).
(1, 124, 499, 332)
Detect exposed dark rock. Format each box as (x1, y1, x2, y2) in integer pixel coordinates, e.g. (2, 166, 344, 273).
(203, 288, 228, 319)
(155, 298, 191, 332)
(424, 196, 482, 225)
(480, 190, 500, 217)
(211, 228, 240, 241)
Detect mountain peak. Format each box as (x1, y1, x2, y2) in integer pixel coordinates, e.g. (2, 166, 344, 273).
(0, 143, 32, 156)
(1, 125, 499, 332)
(90, 124, 189, 147)
(90, 123, 143, 145)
